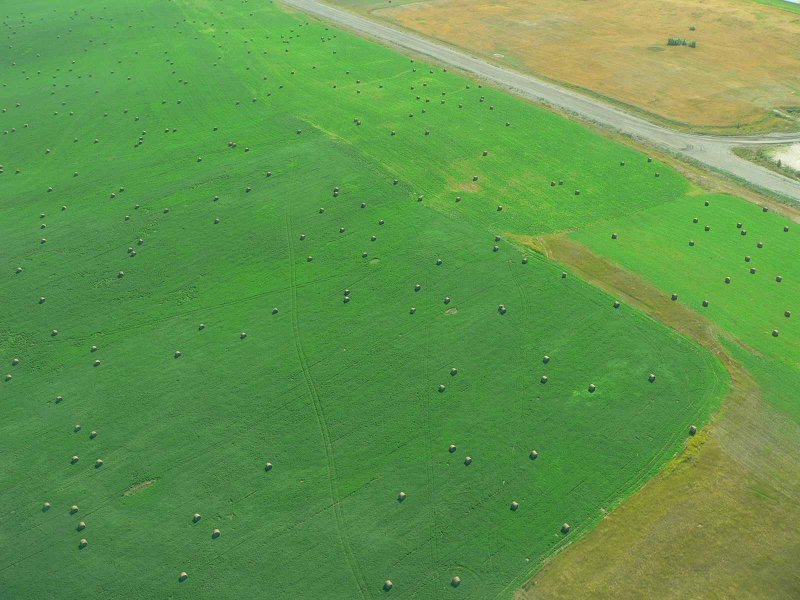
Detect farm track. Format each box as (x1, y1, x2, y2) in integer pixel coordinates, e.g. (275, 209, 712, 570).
(284, 207, 370, 599)
(280, 0, 800, 203)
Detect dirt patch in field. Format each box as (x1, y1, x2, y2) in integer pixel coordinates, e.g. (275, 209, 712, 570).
(370, 0, 800, 132)
(515, 234, 800, 599)
(123, 479, 157, 496)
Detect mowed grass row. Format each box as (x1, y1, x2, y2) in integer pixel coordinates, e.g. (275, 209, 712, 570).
(1, 0, 726, 598)
(573, 193, 799, 421)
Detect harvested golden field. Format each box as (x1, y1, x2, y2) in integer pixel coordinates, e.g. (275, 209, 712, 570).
(362, 0, 800, 133)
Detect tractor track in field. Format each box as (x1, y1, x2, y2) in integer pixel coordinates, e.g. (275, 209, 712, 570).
(284, 207, 370, 599)
(280, 0, 800, 204)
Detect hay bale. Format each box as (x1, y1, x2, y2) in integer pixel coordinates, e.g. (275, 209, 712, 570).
(95, 459, 103, 468)
(620, 161, 625, 167)
(784, 226, 789, 233)
(745, 255, 751, 262)
(384, 580, 393, 591)
(689, 240, 695, 247)
(704, 200, 710, 206)
(319, 208, 325, 214)
(456, 196, 462, 202)
(71, 505, 79, 514)
(198, 324, 205, 331)
(689, 425, 697, 435)
(483, 150, 488, 157)
(240, 332, 247, 339)
(530, 450, 539, 460)
(74, 424, 81, 432)
(451, 576, 461, 587)
(574, 190, 580, 196)
(702, 300, 709, 307)
(464, 456, 472, 465)
(725, 276, 731, 284)
(77, 521, 86, 531)
(15, 267, 22, 273)
(56, 396, 64, 403)
(90, 431, 97, 439)
(212, 529, 221, 538)
(757, 242, 764, 249)
(174, 351, 182, 358)
(179, 572, 188, 582)
(79, 539, 88, 549)
(397, 491, 407, 502)
(522, 257, 528, 264)
(371, 235, 376, 241)
(438, 384, 446, 393)
(451, 368, 458, 376)
(588, 384, 597, 393)
(543, 355, 550, 364)
(704, 225, 710, 232)
(193, 513, 201, 523)
(772, 329, 780, 337)
(417, 195, 423, 202)
(307, 256, 313, 262)
(611, 233, 618, 240)
(300, 234, 306, 241)
(71, 455, 79, 464)
(493, 245, 500, 252)
(613, 300, 620, 309)
(94, 359, 101, 367)
(339, 227, 345, 233)
(4, 374, 11, 382)
(648, 373, 656, 383)
(409, 307, 416, 314)
(737, 223, 743, 229)
(671, 293, 678, 301)
(214, 218, 220, 224)
(648, 157, 653, 163)
(472, 175, 478, 182)
(762, 206, 769, 213)
(561, 272, 567, 279)
(498, 304, 507, 314)
(362, 252, 368, 258)
(741, 230, 747, 236)
(693, 217, 699, 223)
(343, 296, 351, 304)
(561, 523, 571, 534)
(785, 311, 792, 318)
(379, 219, 385, 226)
(750, 267, 757, 274)
(776, 275, 783, 283)
(414, 284, 421, 292)
(12, 357, 20, 365)
(655, 172, 660, 178)
(449, 444, 457, 453)
(541, 375, 548, 384)
(361, 202, 367, 209)
(265, 462, 273, 471)
(117, 271, 124, 278)
(511, 501, 519, 511)
(497, 205, 503, 212)
(436, 258, 443, 266)
(43, 502, 51, 511)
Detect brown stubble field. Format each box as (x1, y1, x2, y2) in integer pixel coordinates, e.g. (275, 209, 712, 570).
(357, 0, 800, 133)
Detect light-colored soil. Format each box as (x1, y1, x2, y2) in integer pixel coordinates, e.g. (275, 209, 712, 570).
(513, 234, 800, 600)
(367, 0, 800, 133)
(773, 143, 800, 170)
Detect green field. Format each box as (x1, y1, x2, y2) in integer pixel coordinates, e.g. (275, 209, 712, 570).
(1, 0, 728, 598)
(573, 193, 799, 420)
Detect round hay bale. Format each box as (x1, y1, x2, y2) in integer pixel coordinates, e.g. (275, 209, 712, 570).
(495, 235, 502, 242)
(611, 233, 618, 240)
(455, 196, 462, 203)
(266, 172, 272, 178)
(772, 329, 780, 337)
(648, 157, 653, 163)
(550, 181, 556, 187)
(198, 324, 205, 331)
(464, 456, 472, 466)
(319, 208, 325, 214)
(214, 218, 220, 224)
(543, 355, 550, 364)
(384, 580, 393, 591)
(522, 257, 528, 264)
(671, 293, 678, 301)
(655, 172, 661, 178)
(575, 190, 580, 196)
(414, 284, 421, 292)
(561, 523, 571, 534)
(451, 576, 461, 587)
(784, 226, 789, 233)
(451, 368, 458, 376)
(379, 219, 385, 225)
(689, 240, 695, 247)
(449, 444, 457, 453)
(704, 200, 710, 206)
(776, 275, 783, 283)
(725, 276, 731, 284)
(750, 267, 757, 274)
(4, 374, 11, 382)
(620, 161, 625, 167)
(511, 501, 519, 511)
(613, 300, 620, 309)
(588, 383, 597, 393)
(193, 513, 201, 523)
(94, 359, 101, 367)
(409, 307, 416, 314)
(757, 242, 764, 249)
(71, 455, 79, 464)
(692, 217, 699, 224)
(472, 175, 478, 182)
(397, 491, 406, 502)
(497, 205, 503, 212)
(371, 235, 376, 241)
(438, 384, 446, 393)
(763, 206, 769, 213)
(138, 238, 144, 245)
(493, 245, 500, 252)
(240, 332, 247, 339)
(483, 150, 488, 157)
(339, 227, 346, 234)
(498, 304, 507, 314)
(785, 311, 791, 318)
(74, 424, 81, 432)
(741, 230, 747, 236)
(343, 296, 351, 304)
(300, 234, 306, 241)
(79, 538, 88, 549)
(212, 528, 221, 538)
(174, 350, 182, 358)
(436, 258, 442, 266)
(362, 252, 368, 258)
(745, 255, 751, 262)
(90, 431, 97, 439)
(71, 505, 79, 514)
(179, 572, 188, 582)
(648, 373, 656, 383)
(77, 521, 86, 531)
(704, 225, 710, 232)
(40, 238, 47, 244)
(43, 502, 51, 511)
(689, 425, 697, 435)
(95, 459, 103, 468)
(15, 267, 23, 273)
(561, 272, 567, 279)
(530, 450, 539, 460)
(117, 271, 124, 278)
(540, 375, 548, 384)
(265, 462, 273, 472)
(12, 357, 20, 365)
(417, 195, 423, 202)
(307, 256, 313, 262)
(361, 202, 367, 209)
(702, 300, 709, 307)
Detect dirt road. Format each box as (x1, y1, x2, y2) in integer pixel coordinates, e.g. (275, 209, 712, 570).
(281, 0, 800, 203)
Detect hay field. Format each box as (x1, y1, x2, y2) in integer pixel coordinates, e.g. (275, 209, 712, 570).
(0, 0, 728, 598)
(334, 0, 800, 133)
